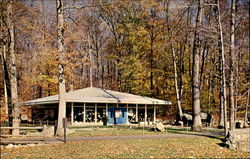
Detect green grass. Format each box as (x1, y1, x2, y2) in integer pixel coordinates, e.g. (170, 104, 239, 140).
(1, 137, 249, 158)
(68, 126, 223, 137)
(68, 126, 165, 137)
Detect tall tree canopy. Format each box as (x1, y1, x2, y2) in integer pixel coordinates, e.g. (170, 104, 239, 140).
(0, 0, 249, 134)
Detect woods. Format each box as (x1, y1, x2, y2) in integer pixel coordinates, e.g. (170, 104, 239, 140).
(0, 0, 249, 137)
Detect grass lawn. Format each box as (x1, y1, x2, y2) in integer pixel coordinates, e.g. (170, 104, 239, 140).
(68, 126, 166, 137)
(68, 126, 223, 137)
(1, 137, 249, 158)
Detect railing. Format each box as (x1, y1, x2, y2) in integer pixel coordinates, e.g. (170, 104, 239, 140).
(0, 126, 46, 140)
(1, 118, 68, 144)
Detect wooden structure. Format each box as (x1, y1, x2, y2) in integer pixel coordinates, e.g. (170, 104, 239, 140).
(23, 87, 171, 125)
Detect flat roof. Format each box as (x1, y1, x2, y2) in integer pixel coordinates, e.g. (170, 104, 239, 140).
(22, 87, 172, 105)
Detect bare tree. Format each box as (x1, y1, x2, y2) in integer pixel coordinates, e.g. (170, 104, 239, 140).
(245, 0, 250, 128)
(0, 7, 10, 121)
(0, 40, 9, 120)
(6, 0, 19, 135)
(215, 0, 228, 136)
(229, 0, 236, 131)
(56, 0, 66, 136)
(191, 0, 203, 132)
(88, 32, 93, 87)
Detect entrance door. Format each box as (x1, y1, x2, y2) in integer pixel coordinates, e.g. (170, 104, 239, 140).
(108, 108, 127, 124)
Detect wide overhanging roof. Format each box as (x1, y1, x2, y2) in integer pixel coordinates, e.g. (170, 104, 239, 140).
(22, 87, 172, 105)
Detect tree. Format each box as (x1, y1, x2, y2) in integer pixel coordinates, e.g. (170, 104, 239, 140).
(88, 32, 93, 87)
(229, 0, 236, 131)
(215, 0, 228, 136)
(56, 0, 66, 136)
(164, 0, 184, 121)
(0, 2, 10, 122)
(6, 0, 20, 135)
(191, 0, 203, 132)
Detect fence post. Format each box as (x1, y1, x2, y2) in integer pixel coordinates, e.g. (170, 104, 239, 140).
(43, 125, 46, 143)
(143, 123, 145, 135)
(63, 118, 67, 143)
(91, 125, 93, 137)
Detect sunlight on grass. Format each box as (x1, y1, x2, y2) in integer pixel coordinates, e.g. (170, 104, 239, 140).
(68, 126, 166, 137)
(2, 137, 249, 158)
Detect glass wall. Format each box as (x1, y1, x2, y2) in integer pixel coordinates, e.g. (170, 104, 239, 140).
(73, 107, 84, 122)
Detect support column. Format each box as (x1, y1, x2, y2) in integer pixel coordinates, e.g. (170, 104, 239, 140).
(136, 104, 138, 122)
(126, 104, 129, 124)
(83, 103, 86, 123)
(71, 103, 74, 124)
(153, 105, 156, 123)
(144, 104, 147, 124)
(106, 103, 108, 117)
(95, 103, 97, 123)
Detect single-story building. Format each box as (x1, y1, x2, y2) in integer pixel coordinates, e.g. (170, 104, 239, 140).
(23, 87, 171, 125)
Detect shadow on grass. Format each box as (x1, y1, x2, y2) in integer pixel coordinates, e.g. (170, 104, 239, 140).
(217, 142, 228, 149)
(167, 128, 231, 149)
(167, 128, 224, 140)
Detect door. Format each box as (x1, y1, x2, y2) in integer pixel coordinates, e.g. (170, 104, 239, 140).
(108, 108, 127, 124)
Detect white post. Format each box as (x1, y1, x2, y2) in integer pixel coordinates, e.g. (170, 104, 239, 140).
(106, 103, 108, 117)
(145, 104, 147, 124)
(71, 103, 74, 124)
(83, 103, 86, 123)
(126, 104, 129, 124)
(153, 105, 156, 123)
(95, 103, 97, 123)
(136, 104, 138, 122)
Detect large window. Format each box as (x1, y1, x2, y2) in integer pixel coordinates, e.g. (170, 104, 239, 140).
(74, 107, 84, 122)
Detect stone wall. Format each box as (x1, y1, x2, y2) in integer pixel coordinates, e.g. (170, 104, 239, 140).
(226, 128, 250, 152)
(43, 126, 55, 137)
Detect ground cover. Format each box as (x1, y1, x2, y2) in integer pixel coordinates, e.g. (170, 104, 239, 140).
(68, 126, 166, 137)
(1, 137, 249, 158)
(68, 125, 223, 137)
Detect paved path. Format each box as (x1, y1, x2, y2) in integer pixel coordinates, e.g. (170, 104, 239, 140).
(1, 131, 222, 145)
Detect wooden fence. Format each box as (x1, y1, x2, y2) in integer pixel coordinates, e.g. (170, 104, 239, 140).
(0, 126, 46, 140)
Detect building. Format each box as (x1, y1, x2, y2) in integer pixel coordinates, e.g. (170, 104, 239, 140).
(23, 87, 171, 125)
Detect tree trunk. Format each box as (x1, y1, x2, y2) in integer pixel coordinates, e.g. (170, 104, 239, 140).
(219, 82, 225, 127)
(171, 45, 183, 119)
(246, 0, 250, 127)
(229, 0, 236, 131)
(0, 13, 10, 122)
(191, 0, 203, 132)
(245, 90, 249, 126)
(7, 0, 20, 135)
(150, 34, 154, 97)
(88, 33, 93, 87)
(56, 0, 66, 136)
(165, 0, 183, 121)
(215, 0, 228, 136)
(0, 33, 9, 121)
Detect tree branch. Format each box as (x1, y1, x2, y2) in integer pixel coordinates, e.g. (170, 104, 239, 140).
(63, 4, 110, 10)
(67, 16, 79, 26)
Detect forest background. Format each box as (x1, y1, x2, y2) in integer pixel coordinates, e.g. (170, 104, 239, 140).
(0, 0, 249, 130)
